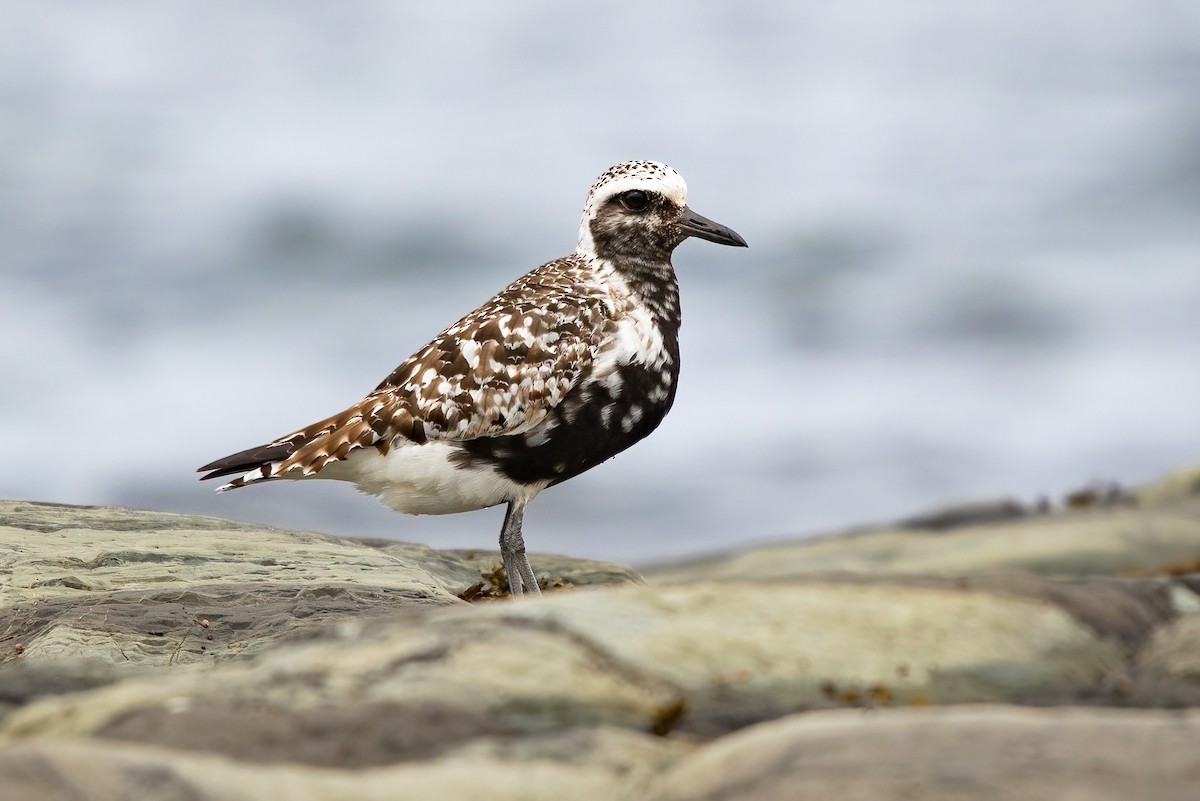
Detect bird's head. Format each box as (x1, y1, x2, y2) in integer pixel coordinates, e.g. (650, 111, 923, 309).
(577, 160, 747, 261)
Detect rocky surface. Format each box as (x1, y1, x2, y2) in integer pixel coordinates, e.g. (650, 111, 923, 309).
(0, 500, 640, 672)
(644, 466, 1200, 583)
(1, 467, 1199, 799)
(0, 728, 685, 801)
(647, 706, 1200, 801)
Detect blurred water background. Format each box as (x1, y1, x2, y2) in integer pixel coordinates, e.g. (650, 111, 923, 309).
(2, 1, 1198, 564)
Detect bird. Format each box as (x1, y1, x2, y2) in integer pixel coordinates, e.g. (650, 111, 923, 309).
(198, 160, 747, 597)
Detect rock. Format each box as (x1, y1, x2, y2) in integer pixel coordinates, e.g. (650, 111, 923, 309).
(1139, 612, 1200, 684)
(0, 500, 641, 673)
(0, 659, 127, 722)
(2, 465, 1199, 800)
(1, 574, 1154, 756)
(896, 497, 1029, 531)
(1134, 464, 1200, 508)
(645, 706, 1200, 801)
(421, 546, 645, 596)
(460, 577, 1158, 733)
(645, 466, 1200, 583)
(0, 727, 685, 801)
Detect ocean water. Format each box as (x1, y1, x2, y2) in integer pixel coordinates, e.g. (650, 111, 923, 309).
(2, 1, 1198, 564)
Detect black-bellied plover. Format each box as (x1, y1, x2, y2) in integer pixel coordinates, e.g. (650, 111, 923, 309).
(199, 160, 747, 597)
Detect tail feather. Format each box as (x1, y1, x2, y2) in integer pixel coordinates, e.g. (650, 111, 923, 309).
(197, 439, 301, 485)
(199, 402, 389, 490)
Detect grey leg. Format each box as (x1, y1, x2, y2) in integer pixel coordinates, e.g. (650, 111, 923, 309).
(499, 501, 541, 598)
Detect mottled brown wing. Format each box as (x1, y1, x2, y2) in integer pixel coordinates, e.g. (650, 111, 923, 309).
(266, 265, 610, 480)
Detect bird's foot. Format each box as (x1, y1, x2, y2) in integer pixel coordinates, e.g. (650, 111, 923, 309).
(501, 548, 542, 599)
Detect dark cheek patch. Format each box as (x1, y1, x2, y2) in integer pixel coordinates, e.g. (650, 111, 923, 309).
(589, 207, 676, 261)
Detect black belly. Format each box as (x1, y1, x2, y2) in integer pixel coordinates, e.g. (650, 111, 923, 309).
(455, 361, 679, 486)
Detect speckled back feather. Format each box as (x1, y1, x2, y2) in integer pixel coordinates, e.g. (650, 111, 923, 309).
(199, 255, 620, 487)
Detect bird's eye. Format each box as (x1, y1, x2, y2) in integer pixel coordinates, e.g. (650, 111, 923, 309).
(619, 190, 651, 212)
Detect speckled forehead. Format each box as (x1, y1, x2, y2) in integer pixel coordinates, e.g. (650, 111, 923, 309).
(583, 160, 688, 215)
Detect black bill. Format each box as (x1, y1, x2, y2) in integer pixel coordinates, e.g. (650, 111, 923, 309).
(677, 207, 748, 247)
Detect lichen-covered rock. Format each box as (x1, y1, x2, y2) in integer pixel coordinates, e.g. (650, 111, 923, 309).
(1, 574, 1151, 757)
(0, 727, 686, 801)
(460, 577, 1151, 734)
(0, 500, 641, 673)
(1, 463, 1198, 801)
(645, 467, 1200, 583)
(645, 706, 1200, 801)
(1139, 612, 1200, 684)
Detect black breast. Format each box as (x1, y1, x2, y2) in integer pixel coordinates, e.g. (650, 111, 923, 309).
(455, 359, 679, 486)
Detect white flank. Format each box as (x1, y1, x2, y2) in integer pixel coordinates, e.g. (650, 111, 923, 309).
(315, 441, 546, 515)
